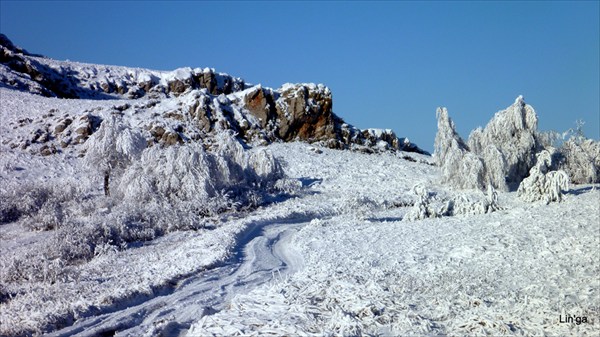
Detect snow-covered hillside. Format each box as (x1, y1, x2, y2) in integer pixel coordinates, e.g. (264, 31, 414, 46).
(0, 34, 424, 155)
(1, 35, 599, 336)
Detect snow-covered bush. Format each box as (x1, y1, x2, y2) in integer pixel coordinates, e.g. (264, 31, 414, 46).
(274, 178, 303, 195)
(118, 132, 284, 220)
(119, 143, 219, 205)
(405, 184, 500, 221)
(27, 198, 65, 231)
(485, 183, 501, 213)
(84, 115, 146, 195)
(481, 145, 508, 191)
(434, 108, 486, 190)
(0, 181, 51, 224)
(0, 179, 80, 230)
(536, 120, 599, 184)
(442, 185, 500, 216)
(434, 108, 468, 167)
(555, 139, 600, 184)
(467, 96, 539, 186)
(435, 97, 542, 191)
(518, 150, 569, 204)
(248, 149, 284, 184)
(1, 133, 287, 284)
(337, 195, 379, 220)
(404, 184, 441, 221)
(537, 130, 562, 148)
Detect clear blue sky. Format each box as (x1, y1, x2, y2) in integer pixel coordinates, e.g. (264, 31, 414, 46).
(1, 1, 598, 151)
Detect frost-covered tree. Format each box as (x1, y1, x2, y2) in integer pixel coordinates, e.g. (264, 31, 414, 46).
(555, 138, 600, 184)
(212, 131, 284, 188)
(117, 131, 284, 217)
(517, 150, 569, 204)
(537, 120, 599, 184)
(435, 96, 543, 191)
(435, 96, 597, 194)
(434, 107, 468, 166)
(434, 107, 486, 190)
(128, 144, 211, 199)
(84, 116, 146, 196)
(467, 95, 540, 187)
(537, 130, 562, 149)
(481, 145, 508, 191)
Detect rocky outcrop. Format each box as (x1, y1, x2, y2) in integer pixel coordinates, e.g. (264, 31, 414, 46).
(275, 84, 335, 142)
(0, 35, 246, 99)
(177, 83, 426, 153)
(0, 34, 427, 155)
(243, 85, 274, 129)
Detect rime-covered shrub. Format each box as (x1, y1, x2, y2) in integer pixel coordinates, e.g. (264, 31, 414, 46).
(435, 96, 543, 191)
(537, 120, 599, 184)
(84, 115, 146, 195)
(117, 132, 284, 222)
(0, 179, 80, 230)
(518, 150, 569, 204)
(434, 108, 486, 190)
(580, 139, 600, 164)
(2, 133, 287, 285)
(119, 143, 219, 204)
(537, 130, 563, 148)
(555, 139, 600, 184)
(214, 131, 284, 187)
(0, 181, 51, 224)
(404, 184, 441, 221)
(468, 96, 539, 185)
(434, 108, 468, 167)
(485, 183, 501, 213)
(481, 145, 508, 191)
(337, 195, 379, 220)
(405, 184, 500, 221)
(248, 149, 284, 184)
(442, 185, 500, 216)
(274, 178, 303, 195)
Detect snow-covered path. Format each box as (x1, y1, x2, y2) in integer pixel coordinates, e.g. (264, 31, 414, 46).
(48, 216, 309, 337)
(43, 142, 432, 337)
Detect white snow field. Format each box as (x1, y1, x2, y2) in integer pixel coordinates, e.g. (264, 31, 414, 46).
(2, 125, 599, 336)
(189, 143, 600, 336)
(0, 57, 598, 335)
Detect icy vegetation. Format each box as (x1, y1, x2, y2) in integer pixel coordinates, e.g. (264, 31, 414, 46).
(84, 116, 146, 196)
(517, 150, 570, 204)
(434, 107, 486, 190)
(404, 183, 500, 221)
(434, 95, 599, 196)
(1, 35, 599, 336)
(556, 138, 600, 184)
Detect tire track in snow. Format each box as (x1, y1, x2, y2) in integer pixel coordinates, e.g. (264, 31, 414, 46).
(47, 216, 311, 337)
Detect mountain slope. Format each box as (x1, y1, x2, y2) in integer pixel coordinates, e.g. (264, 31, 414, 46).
(0, 34, 425, 155)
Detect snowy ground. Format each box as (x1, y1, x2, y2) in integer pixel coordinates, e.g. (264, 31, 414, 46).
(1, 85, 599, 336)
(187, 143, 600, 337)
